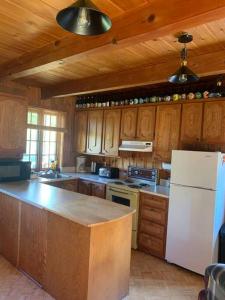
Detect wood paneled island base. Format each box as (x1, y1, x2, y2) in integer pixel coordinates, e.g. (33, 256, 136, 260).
(0, 181, 134, 300)
(45, 212, 132, 300)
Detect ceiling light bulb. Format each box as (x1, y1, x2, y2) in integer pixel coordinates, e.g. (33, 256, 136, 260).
(77, 8, 90, 28)
(178, 73, 188, 83)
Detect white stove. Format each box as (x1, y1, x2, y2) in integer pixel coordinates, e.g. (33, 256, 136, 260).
(106, 167, 159, 249)
(108, 178, 156, 193)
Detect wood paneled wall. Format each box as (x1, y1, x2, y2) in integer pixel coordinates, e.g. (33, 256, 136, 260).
(0, 80, 75, 167)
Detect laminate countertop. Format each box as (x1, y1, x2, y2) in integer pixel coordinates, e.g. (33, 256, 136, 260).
(140, 186, 170, 198)
(42, 173, 170, 199)
(0, 179, 134, 227)
(37, 172, 170, 198)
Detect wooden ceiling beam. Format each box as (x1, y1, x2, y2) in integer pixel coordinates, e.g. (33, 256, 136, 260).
(1, 0, 225, 79)
(41, 48, 225, 98)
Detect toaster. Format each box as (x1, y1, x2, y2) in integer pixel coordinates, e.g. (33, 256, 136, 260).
(98, 167, 119, 179)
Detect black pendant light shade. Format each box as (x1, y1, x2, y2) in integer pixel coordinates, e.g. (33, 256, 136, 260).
(169, 64, 199, 84)
(168, 33, 199, 84)
(56, 0, 112, 36)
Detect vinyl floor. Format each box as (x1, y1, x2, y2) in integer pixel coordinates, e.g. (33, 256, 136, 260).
(0, 250, 203, 300)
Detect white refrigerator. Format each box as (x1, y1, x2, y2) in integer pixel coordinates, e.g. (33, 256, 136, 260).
(166, 150, 225, 275)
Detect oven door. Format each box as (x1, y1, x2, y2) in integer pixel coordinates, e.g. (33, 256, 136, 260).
(106, 186, 139, 230)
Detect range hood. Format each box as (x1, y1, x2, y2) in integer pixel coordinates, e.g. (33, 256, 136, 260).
(119, 141, 153, 152)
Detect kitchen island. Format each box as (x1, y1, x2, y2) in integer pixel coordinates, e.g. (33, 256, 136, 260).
(0, 179, 134, 300)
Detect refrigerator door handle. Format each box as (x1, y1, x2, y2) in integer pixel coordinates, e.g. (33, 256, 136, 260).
(170, 183, 216, 192)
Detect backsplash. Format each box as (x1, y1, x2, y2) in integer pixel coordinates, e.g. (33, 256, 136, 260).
(81, 152, 170, 180)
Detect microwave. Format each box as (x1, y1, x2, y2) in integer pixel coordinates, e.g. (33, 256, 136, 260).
(0, 160, 31, 182)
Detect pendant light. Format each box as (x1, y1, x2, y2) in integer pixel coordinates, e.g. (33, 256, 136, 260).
(56, 0, 112, 36)
(169, 33, 199, 84)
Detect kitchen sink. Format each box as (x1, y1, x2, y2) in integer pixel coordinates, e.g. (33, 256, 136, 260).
(38, 172, 72, 179)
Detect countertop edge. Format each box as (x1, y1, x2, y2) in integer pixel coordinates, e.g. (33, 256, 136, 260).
(139, 189, 169, 199)
(0, 183, 135, 228)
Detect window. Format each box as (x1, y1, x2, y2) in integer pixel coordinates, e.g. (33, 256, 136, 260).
(23, 108, 65, 170)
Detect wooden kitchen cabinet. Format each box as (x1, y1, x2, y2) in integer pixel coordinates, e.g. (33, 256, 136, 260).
(138, 193, 168, 259)
(120, 106, 156, 141)
(75, 111, 88, 153)
(44, 179, 78, 192)
(19, 203, 47, 284)
(0, 193, 20, 266)
(78, 179, 106, 199)
(91, 182, 106, 199)
(102, 109, 121, 156)
(44, 181, 62, 188)
(203, 101, 225, 143)
(154, 104, 181, 162)
(0, 93, 27, 159)
(120, 108, 137, 140)
(181, 103, 203, 143)
(78, 179, 92, 195)
(136, 106, 156, 140)
(86, 110, 103, 154)
(62, 180, 78, 192)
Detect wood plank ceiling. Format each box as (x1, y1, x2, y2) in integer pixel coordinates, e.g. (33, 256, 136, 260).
(0, 0, 225, 95)
(0, 0, 148, 65)
(18, 19, 225, 87)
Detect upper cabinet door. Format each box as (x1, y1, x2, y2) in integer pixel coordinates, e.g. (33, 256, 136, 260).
(154, 105, 181, 162)
(203, 101, 225, 144)
(0, 93, 27, 158)
(181, 103, 203, 143)
(86, 110, 103, 154)
(120, 108, 137, 140)
(75, 111, 87, 153)
(102, 109, 121, 156)
(136, 107, 156, 140)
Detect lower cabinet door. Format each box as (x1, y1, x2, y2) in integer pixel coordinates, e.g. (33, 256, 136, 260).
(140, 220, 165, 240)
(61, 180, 78, 192)
(139, 233, 164, 258)
(0, 193, 20, 266)
(78, 179, 92, 195)
(91, 183, 106, 199)
(142, 206, 167, 226)
(19, 203, 47, 284)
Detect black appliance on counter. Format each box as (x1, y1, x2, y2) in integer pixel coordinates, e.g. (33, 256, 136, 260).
(98, 167, 119, 179)
(0, 160, 31, 182)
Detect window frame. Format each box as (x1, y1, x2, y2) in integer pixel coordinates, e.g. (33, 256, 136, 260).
(24, 108, 65, 171)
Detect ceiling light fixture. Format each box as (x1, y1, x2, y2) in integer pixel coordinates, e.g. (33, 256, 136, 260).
(168, 33, 199, 84)
(56, 0, 112, 36)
